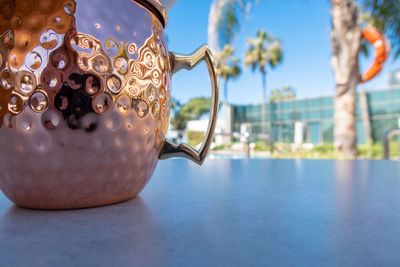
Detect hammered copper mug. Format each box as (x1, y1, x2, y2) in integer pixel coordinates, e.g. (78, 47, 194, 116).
(0, 0, 219, 209)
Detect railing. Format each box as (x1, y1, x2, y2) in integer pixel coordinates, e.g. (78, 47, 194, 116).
(214, 132, 274, 158)
(383, 128, 400, 159)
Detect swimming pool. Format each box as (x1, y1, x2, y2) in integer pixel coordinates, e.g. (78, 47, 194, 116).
(208, 152, 270, 159)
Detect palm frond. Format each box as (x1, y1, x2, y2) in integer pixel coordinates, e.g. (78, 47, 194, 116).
(359, 0, 400, 59)
(208, 0, 257, 51)
(244, 30, 283, 73)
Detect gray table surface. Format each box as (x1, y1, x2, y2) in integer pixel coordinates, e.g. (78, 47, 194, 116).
(1, 159, 400, 267)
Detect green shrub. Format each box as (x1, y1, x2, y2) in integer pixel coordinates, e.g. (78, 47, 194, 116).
(254, 141, 269, 152)
(207, 137, 400, 159)
(358, 142, 383, 159)
(212, 144, 232, 150)
(186, 131, 204, 147)
(312, 144, 334, 154)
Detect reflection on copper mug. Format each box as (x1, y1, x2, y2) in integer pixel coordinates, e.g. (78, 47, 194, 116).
(0, 0, 219, 209)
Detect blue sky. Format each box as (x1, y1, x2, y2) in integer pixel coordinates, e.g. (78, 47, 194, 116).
(165, 0, 400, 105)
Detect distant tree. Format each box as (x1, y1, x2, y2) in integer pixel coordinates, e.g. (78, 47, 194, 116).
(171, 97, 212, 139)
(360, 0, 400, 59)
(245, 30, 283, 102)
(245, 30, 283, 133)
(170, 97, 180, 112)
(180, 97, 212, 120)
(215, 44, 241, 103)
(270, 86, 296, 102)
(170, 98, 185, 140)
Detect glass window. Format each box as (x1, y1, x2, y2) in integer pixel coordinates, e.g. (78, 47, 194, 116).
(356, 119, 366, 144)
(355, 105, 362, 117)
(391, 103, 400, 114)
(281, 101, 292, 110)
(321, 97, 333, 106)
(321, 109, 334, 119)
(309, 98, 320, 108)
(371, 118, 397, 141)
(307, 110, 320, 120)
(309, 122, 321, 144)
(296, 100, 307, 109)
(373, 104, 392, 116)
(369, 90, 389, 102)
(322, 121, 333, 143)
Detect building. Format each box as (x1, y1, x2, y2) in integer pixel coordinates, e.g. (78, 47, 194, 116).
(231, 72, 400, 144)
(186, 118, 226, 145)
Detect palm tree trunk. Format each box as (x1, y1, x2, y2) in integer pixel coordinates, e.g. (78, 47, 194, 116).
(223, 79, 232, 143)
(224, 79, 228, 104)
(360, 88, 372, 143)
(331, 0, 361, 157)
(208, 0, 220, 51)
(261, 71, 267, 133)
(262, 71, 267, 102)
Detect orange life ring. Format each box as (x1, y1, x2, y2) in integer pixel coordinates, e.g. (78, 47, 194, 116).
(360, 28, 391, 83)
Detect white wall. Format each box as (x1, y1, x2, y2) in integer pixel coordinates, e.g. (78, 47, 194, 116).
(186, 119, 225, 145)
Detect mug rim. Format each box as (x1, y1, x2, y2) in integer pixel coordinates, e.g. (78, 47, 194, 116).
(132, 0, 168, 28)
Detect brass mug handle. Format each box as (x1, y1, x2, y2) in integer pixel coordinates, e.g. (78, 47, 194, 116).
(159, 45, 219, 165)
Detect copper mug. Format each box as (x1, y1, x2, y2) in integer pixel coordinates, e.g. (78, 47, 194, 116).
(0, 0, 219, 209)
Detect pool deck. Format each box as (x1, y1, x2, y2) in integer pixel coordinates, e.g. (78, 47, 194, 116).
(0, 159, 400, 266)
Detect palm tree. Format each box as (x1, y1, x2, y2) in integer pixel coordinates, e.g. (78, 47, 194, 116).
(214, 44, 241, 142)
(245, 30, 283, 133)
(270, 86, 296, 102)
(215, 44, 241, 103)
(208, 0, 256, 51)
(330, 0, 400, 157)
(171, 97, 212, 141)
(330, 0, 361, 157)
(361, 0, 400, 58)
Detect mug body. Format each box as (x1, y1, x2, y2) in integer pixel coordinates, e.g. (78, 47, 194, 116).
(0, 0, 171, 209)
